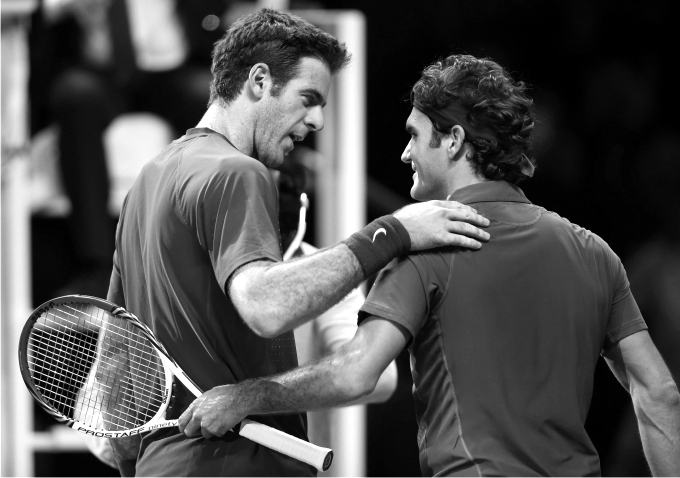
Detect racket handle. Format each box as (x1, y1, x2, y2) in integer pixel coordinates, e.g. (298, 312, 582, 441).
(239, 418, 333, 472)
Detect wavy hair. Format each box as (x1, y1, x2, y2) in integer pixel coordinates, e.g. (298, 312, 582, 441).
(209, 9, 350, 106)
(411, 54, 536, 184)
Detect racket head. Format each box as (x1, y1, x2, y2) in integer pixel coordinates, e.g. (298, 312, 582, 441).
(18, 295, 176, 437)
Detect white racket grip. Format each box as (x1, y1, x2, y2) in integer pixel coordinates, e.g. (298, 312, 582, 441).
(238, 418, 333, 471)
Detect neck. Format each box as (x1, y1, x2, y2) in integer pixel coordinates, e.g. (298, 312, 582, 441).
(445, 153, 487, 199)
(196, 101, 254, 156)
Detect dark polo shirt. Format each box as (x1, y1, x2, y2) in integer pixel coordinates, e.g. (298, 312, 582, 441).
(108, 128, 313, 476)
(359, 180, 646, 477)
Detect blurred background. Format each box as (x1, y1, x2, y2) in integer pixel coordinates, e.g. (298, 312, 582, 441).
(2, 0, 678, 476)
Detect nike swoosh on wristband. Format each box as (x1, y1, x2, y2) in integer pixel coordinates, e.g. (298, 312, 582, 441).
(372, 228, 387, 242)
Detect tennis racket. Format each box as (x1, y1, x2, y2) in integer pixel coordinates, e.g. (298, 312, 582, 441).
(18, 295, 333, 472)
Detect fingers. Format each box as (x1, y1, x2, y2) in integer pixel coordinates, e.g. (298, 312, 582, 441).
(178, 399, 233, 439)
(436, 201, 490, 228)
(201, 425, 216, 440)
(178, 410, 223, 438)
(432, 199, 478, 213)
(178, 405, 200, 437)
(447, 232, 483, 250)
(448, 219, 490, 243)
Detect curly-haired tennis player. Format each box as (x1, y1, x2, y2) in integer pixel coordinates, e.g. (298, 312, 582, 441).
(179, 54, 680, 477)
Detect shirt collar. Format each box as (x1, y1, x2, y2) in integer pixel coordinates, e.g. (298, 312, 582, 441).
(449, 180, 531, 205)
(185, 127, 219, 137)
(184, 128, 238, 150)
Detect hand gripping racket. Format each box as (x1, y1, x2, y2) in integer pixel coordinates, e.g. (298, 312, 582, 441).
(18, 295, 333, 472)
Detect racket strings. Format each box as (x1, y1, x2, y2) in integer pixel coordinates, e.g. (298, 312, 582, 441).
(26, 303, 169, 432)
(27, 310, 127, 402)
(28, 312, 98, 416)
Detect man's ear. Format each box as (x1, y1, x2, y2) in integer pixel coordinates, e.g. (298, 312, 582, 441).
(247, 63, 272, 100)
(447, 125, 467, 160)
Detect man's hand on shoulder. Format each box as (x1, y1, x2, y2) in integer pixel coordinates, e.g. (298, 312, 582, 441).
(393, 200, 490, 251)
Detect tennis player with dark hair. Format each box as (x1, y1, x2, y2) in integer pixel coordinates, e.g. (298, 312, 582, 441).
(107, 10, 491, 477)
(179, 54, 680, 477)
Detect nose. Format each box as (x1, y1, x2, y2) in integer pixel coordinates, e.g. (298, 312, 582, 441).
(305, 105, 324, 132)
(401, 141, 412, 163)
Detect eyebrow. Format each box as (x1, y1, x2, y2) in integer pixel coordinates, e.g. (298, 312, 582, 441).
(301, 88, 327, 108)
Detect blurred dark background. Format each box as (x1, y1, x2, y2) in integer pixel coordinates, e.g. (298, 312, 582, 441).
(26, 0, 678, 476)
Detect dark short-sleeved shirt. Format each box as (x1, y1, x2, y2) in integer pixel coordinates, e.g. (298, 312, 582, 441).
(359, 181, 646, 477)
(108, 128, 314, 477)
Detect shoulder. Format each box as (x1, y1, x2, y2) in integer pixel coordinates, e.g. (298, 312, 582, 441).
(537, 208, 626, 286)
(176, 136, 274, 195)
(538, 208, 618, 258)
(405, 248, 456, 279)
(375, 250, 454, 299)
(181, 135, 269, 177)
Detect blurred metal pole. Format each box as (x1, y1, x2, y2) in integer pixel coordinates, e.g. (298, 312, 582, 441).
(304, 9, 367, 477)
(257, 0, 289, 11)
(1, 1, 38, 476)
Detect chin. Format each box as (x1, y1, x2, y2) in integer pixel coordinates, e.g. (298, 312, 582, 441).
(260, 152, 285, 169)
(411, 186, 437, 202)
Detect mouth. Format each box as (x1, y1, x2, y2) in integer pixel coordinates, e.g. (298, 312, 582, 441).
(285, 133, 304, 154)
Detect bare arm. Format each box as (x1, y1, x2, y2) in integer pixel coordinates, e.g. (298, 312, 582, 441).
(230, 200, 490, 337)
(603, 330, 680, 476)
(294, 279, 397, 405)
(177, 316, 410, 438)
(342, 359, 397, 405)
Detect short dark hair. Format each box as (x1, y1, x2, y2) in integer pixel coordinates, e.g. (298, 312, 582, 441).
(411, 54, 536, 184)
(209, 9, 350, 105)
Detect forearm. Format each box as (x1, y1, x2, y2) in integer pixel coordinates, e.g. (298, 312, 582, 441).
(633, 381, 680, 476)
(231, 243, 364, 337)
(241, 355, 369, 415)
(179, 317, 408, 438)
(231, 203, 490, 337)
(179, 349, 374, 438)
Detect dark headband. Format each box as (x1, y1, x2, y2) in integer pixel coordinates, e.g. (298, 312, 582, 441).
(414, 102, 498, 142)
(414, 101, 535, 178)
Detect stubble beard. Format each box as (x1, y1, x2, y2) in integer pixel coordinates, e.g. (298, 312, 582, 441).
(254, 101, 288, 168)
(253, 124, 285, 169)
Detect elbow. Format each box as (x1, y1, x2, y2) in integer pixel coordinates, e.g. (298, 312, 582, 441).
(244, 313, 287, 339)
(345, 379, 376, 403)
(634, 379, 680, 415)
(650, 380, 680, 406)
(229, 268, 297, 339)
(230, 281, 288, 338)
(657, 381, 680, 410)
(368, 361, 398, 403)
(335, 367, 378, 403)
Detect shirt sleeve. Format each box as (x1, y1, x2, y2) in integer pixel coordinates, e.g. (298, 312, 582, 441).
(177, 153, 282, 290)
(602, 250, 648, 351)
(107, 249, 125, 307)
(358, 256, 431, 341)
